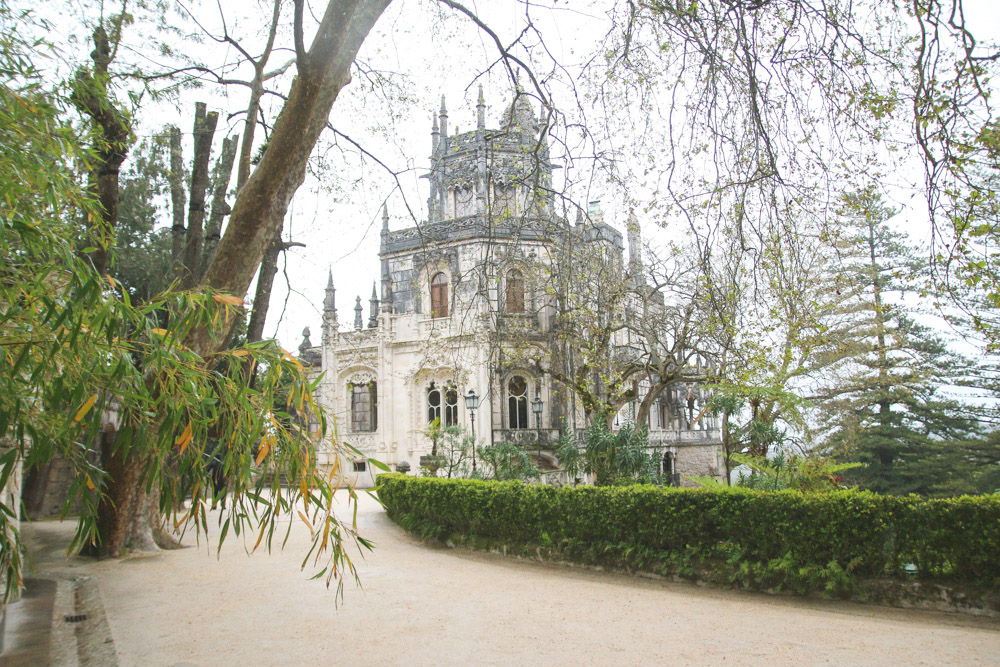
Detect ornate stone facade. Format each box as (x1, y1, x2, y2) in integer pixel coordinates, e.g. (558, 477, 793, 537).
(300, 88, 723, 488)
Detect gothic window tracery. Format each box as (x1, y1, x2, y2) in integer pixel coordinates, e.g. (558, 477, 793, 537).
(426, 381, 459, 426)
(427, 382, 442, 424)
(507, 375, 529, 429)
(430, 272, 449, 318)
(444, 384, 459, 426)
(455, 187, 475, 217)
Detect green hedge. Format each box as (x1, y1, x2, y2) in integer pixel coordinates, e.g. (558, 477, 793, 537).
(378, 474, 1000, 585)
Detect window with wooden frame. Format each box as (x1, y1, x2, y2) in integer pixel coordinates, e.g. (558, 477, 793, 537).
(505, 268, 525, 313)
(430, 272, 449, 318)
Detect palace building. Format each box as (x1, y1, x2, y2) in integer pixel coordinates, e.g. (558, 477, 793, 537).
(298, 87, 723, 487)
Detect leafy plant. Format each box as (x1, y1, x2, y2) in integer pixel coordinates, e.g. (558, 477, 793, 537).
(557, 418, 656, 486)
(477, 441, 540, 482)
(729, 453, 862, 492)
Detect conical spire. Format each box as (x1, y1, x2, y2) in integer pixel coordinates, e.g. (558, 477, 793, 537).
(354, 295, 363, 330)
(382, 204, 389, 233)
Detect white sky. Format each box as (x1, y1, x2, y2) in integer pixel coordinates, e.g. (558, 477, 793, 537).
(26, 0, 1000, 355)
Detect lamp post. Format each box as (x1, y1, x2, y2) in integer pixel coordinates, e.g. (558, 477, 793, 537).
(531, 394, 544, 470)
(465, 388, 479, 474)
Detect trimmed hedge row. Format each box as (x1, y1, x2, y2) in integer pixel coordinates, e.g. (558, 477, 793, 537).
(378, 474, 1000, 583)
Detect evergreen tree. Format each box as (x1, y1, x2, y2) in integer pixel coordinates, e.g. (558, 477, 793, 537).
(817, 189, 979, 494)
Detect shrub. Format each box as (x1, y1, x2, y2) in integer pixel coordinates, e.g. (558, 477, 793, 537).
(378, 474, 1000, 588)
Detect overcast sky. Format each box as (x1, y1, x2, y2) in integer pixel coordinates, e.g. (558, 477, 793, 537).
(31, 0, 1000, 354)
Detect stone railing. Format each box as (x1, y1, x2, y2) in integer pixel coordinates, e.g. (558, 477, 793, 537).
(491, 428, 561, 449)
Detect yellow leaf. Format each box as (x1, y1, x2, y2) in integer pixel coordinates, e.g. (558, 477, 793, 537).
(74, 394, 97, 422)
(255, 439, 271, 466)
(175, 422, 193, 453)
(85, 474, 95, 490)
(149, 328, 168, 336)
(231, 350, 251, 358)
(253, 523, 267, 552)
(213, 293, 245, 307)
(297, 510, 313, 535)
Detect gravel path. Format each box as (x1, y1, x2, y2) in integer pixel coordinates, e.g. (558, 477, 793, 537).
(32, 491, 1000, 665)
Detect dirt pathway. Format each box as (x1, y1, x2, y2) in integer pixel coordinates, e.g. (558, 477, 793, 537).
(27, 492, 1000, 665)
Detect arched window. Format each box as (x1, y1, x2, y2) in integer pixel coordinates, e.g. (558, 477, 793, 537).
(505, 268, 524, 313)
(663, 452, 677, 486)
(507, 376, 528, 429)
(349, 381, 377, 432)
(430, 272, 448, 318)
(427, 382, 441, 423)
(444, 384, 459, 426)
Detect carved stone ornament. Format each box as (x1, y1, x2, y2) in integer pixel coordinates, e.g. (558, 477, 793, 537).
(339, 365, 377, 385)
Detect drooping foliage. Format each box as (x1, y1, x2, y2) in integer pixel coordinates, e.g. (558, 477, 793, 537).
(0, 9, 366, 602)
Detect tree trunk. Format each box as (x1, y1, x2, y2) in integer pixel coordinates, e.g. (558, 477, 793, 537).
(189, 0, 392, 360)
(168, 125, 187, 279)
(201, 134, 239, 276)
(246, 227, 285, 344)
(70, 26, 130, 277)
(91, 427, 158, 557)
(180, 103, 219, 289)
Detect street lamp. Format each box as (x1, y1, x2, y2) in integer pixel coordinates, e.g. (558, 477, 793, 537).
(465, 388, 480, 474)
(531, 394, 544, 470)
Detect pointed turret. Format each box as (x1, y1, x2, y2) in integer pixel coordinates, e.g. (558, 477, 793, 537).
(354, 296, 363, 330)
(322, 269, 338, 346)
(382, 204, 390, 233)
(439, 95, 448, 141)
(323, 269, 336, 317)
(431, 112, 440, 154)
(368, 282, 380, 328)
(627, 209, 643, 283)
(477, 84, 486, 130)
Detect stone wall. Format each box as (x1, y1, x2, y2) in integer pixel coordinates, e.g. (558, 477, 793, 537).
(674, 443, 724, 485)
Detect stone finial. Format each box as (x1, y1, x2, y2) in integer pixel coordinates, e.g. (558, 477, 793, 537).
(299, 327, 312, 352)
(354, 296, 363, 330)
